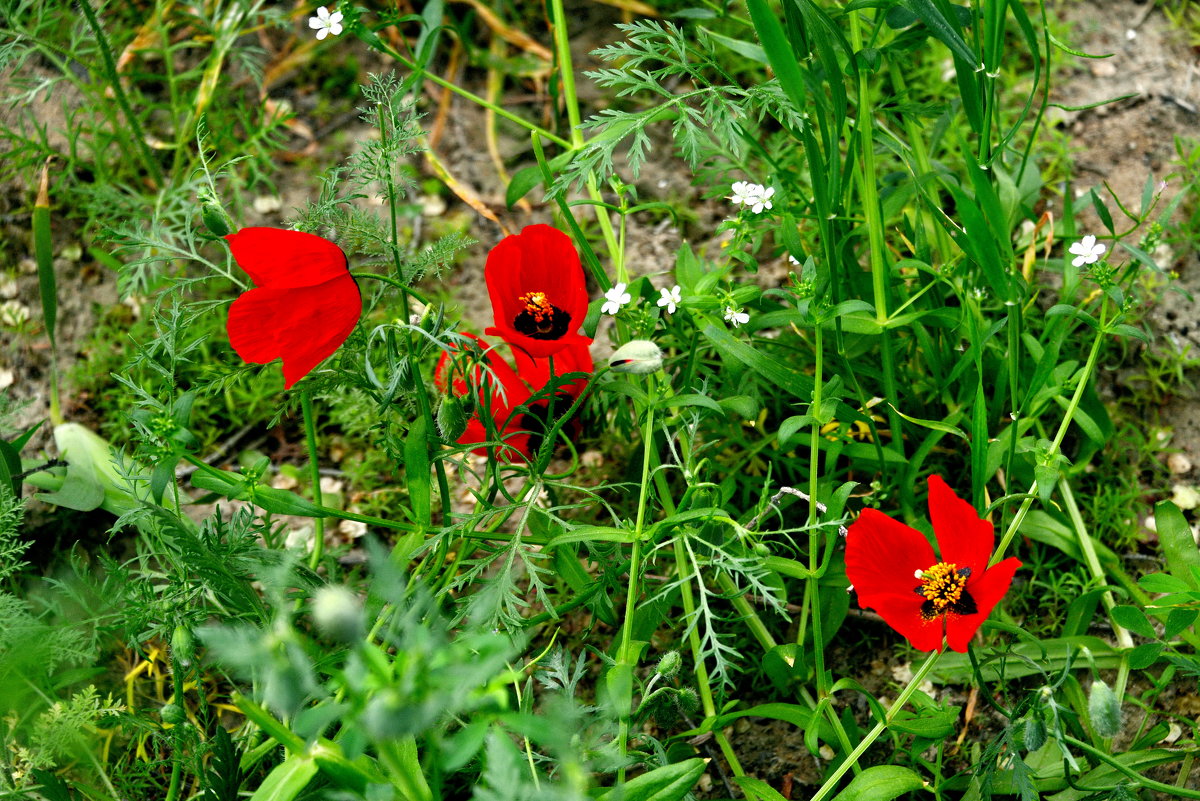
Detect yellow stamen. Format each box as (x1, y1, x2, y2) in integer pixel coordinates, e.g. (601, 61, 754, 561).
(519, 291, 553, 322)
(916, 561, 968, 612)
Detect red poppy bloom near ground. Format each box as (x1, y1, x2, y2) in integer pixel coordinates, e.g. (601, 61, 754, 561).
(436, 335, 592, 461)
(844, 475, 1021, 653)
(225, 227, 361, 389)
(484, 224, 590, 358)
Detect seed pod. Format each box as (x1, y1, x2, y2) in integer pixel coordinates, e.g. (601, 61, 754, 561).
(1088, 680, 1122, 738)
(436, 395, 467, 441)
(160, 703, 187, 725)
(656, 651, 682, 678)
(171, 625, 194, 669)
(609, 340, 663, 374)
(311, 585, 364, 642)
(1023, 717, 1046, 751)
(201, 203, 231, 237)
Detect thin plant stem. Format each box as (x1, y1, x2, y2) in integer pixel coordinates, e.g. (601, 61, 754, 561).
(77, 0, 164, 187)
(367, 35, 571, 149)
(616, 376, 657, 782)
(301, 392, 325, 570)
(848, 9, 905, 480)
(163, 653, 187, 801)
(547, 0, 621, 268)
(810, 652, 941, 801)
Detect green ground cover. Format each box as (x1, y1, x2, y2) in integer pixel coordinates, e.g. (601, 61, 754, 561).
(0, 1, 1198, 799)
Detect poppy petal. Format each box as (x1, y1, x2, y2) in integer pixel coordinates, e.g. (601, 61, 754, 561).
(228, 274, 361, 389)
(945, 556, 1021, 652)
(226, 228, 349, 289)
(865, 591, 946, 652)
(484, 225, 588, 358)
(845, 508, 937, 602)
(928, 475, 994, 577)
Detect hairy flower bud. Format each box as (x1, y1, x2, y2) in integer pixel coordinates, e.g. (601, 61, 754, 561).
(609, 340, 663, 374)
(655, 651, 682, 678)
(1088, 680, 1122, 738)
(311, 585, 364, 642)
(436, 395, 468, 442)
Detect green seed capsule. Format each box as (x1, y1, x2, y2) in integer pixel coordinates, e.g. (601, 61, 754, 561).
(437, 395, 467, 441)
(201, 203, 231, 237)
(160, 703, 186, 725)
(1088, 680, 1122, 738)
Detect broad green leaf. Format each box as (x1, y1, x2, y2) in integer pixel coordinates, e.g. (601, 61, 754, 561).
(545, 525, 636, 546)
(595, 758, 705, 801)
(1110, 605, 1156, 639)
(1164, 608, 1197, 640)
(701, 323, 814, 400)
(736, 775, 789, 801)
(248, 755, 318, 801)
(931, 636, 1119, 683)
(1127, 642, 1164, 670)
(1154, 501, 1200, 588)
(405, 416, 431, 528)
(832, 765, 925, 801)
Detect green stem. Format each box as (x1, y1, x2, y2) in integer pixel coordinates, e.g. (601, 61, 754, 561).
(807, 323, 827, 694)
(163, 653, 187, 801)
(1061, 735, 1200, 799)
(1060, 477, 1132, 748)
(368, 35, 571, 149)
(77, 0, 164, 187)
(993, 303, 1108, 563)
(616, 376, 657, 781)
(546, 0, 621, 269)
(301, 392, 325, 570)
(811, 652, 941, 801)
(848, 9, 905, 477)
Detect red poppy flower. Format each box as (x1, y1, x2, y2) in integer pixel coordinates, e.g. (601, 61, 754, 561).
(844, 476, 1021, 653)
(436, 335, 592, 462)
(484, 224, 589, 358)
(225, 227, 361, 389)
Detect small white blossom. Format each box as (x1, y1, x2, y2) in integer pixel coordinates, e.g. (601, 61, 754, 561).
(1068, 234, 1106, 267)
(656, 284, 682, 314)
(724, 306, 750, 327)
(309, 6, 343, 40)
(788, 254, 801, 266)
(0, 301, 30, 327)
(601, 282, 632, 316)
(747, 186, 775, 213)
(729, 181, 775, 213)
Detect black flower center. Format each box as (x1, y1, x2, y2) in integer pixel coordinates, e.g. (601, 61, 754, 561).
(514, 291, 570, 340)
(913, 562, 977, 620)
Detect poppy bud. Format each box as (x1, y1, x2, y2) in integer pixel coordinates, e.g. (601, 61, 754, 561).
(311, 585, 364, 642)
(655, 651, 682, 678)
(674, 687, 699, 715)
(160, 703, 187, 725)
(201, 203, 231, 237)
(171, 625, 194, 669)
(1088, 680, 1122, 737)
(436, 395, 468, 442)
(1023, 718, 1046, 751)
(609, 340, 663, 374)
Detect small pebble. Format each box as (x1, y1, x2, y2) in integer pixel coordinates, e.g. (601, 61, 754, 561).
(0, 368, 13, 389)
(0, 301, 30, 326)
(0, 278, 17, 299)
(339, 519, 367, 539)
(1167, 452, 1191, 474)
(253, 195, 283, 214)
(1170, 485, 1199, 511)
(421, 194, 447, 217)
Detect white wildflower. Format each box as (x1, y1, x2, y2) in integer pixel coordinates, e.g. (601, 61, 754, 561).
(0, 301, 30, 327)
(601, 282, 631, 316)
(724, 306, 750, 328)
(656, 284, 682, 314)
(729, 181, 775, 213)
(309, 6, 343, 40)
(1068, 234, 1106, 267)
